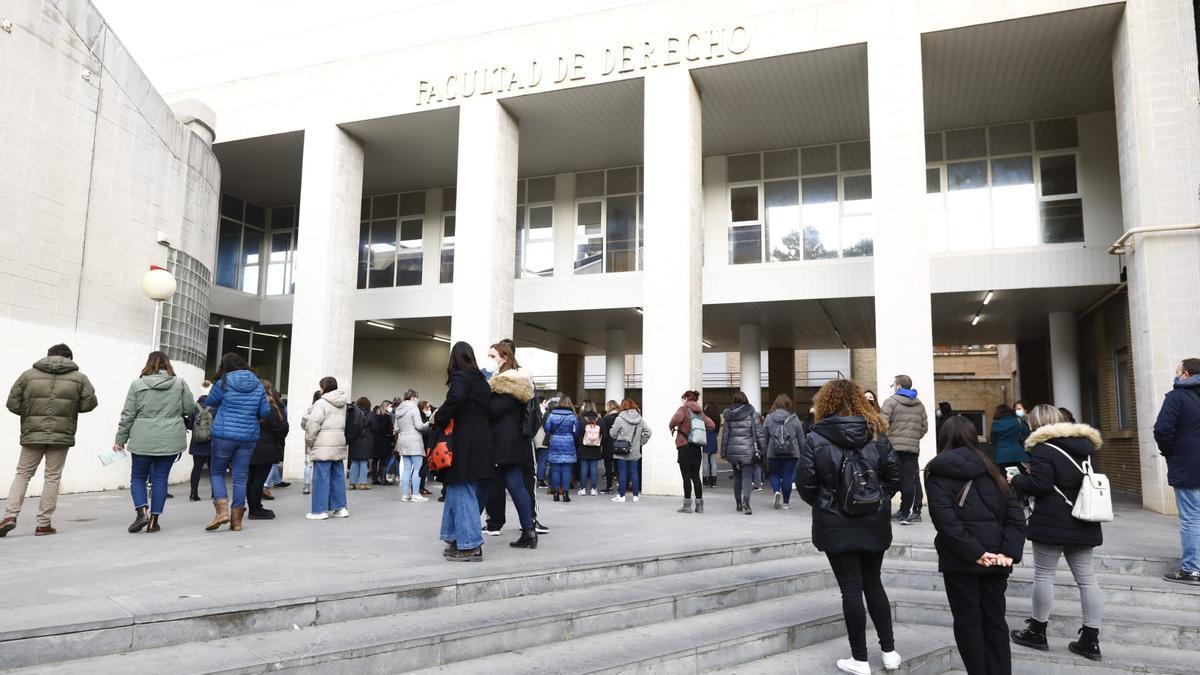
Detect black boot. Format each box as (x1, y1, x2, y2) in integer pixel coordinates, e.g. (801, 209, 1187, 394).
(189, 492, 200, 502)
(1011, 618, 1049, 651)
(736, 500, 744, 512)
(146, 514, 161, 533)
(128, 507, 150, 533)
(510, 528, 538, 549)
(743, 499, 752, 515)
(1068, 626, 1101, 661)
(563, 491, 571, 503)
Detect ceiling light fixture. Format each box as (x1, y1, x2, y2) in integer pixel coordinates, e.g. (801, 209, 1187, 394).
(701, 339, 713, 349)
(634, 307, 644, 315)
(366, 320, 394, 330)
(235, 344, 265, 352)
(971, 314, 981, 326)
(982, 290, 994, 305)
(432, 335, 451, 343)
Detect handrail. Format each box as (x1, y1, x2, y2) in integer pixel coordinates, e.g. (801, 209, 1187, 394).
(1109, 223, 1200, 255)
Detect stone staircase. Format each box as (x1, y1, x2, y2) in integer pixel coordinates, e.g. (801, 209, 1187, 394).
(3, 538, 1196, 674)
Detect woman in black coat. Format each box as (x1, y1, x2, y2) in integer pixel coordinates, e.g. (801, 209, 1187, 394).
(185, 393, 212, 501)
(346, 398, 375, 490)
(485, 342, 538, 549)
(370, 407, 393, 485)
(796, 379, 901, 674)
(1009, 404, 1105, 661)
(248, 384, 288, 520)
(926, 416, 1025, 675)
(433, 341, 494, 562)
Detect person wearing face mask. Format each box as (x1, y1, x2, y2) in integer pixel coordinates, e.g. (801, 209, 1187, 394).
(990, 404, 1029, 472)
(483, 342, 539, 549)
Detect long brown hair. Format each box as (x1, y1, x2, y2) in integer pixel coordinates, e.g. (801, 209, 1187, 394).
(140, 351, 175, 377)
(812, 379, 888, 436)
(490, 341, 520, 373)
(937, 415, 1008, 495)
(261, 379, 283, 419)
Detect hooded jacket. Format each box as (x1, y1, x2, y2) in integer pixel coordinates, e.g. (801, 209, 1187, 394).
(880, 390, 929, 454)
(205, 370, 270, 442)
(718, 404, 766, 466)
(925, 446, 1026, 574)
(489, 368, 535, 467)
(252, 404, 289, 465)
(6, 356, 98, 448)
(543, 407, 580, 464)
(797, 416, 901, 554)
(764, 408, 806, 460)
(610, 409, 652, 461)
(990, 413, 1029, 465)
(1011, 422, 1104, 548)
(433, 368, 494, 483)
(1153, 375, 1200, 488)
(393, 400, 429, 456)
(114, 371, 197, 456)
(346, 403, 376, 461)
(305, 390, 349, 462)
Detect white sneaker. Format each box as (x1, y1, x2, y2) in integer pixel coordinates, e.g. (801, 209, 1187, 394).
(836, 658, 871, 675)
(612, 495, 626, 503)
(590, 489, 598, 496)
(401, 495, 411, 502)
(782, 504, 791, 510)
(632, 495, 640, 502)
(882, 650, 902, 671)
(578, 489, 586, 496)
(773, 491, 783, 509)
(305, 512, 328, 520)
(331, 508, 350, 518)
(411, 495, 430, 502)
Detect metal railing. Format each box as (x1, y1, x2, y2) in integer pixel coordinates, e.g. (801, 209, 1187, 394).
(535, 369, 846, 393)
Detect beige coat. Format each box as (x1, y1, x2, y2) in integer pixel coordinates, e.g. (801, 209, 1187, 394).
(305, 390, 349, 462)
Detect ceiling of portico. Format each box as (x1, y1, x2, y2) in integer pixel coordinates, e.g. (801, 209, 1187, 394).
(213, 131, 304, 207)
(921, 3, 1123, 131)
(933, 285, 1117, 346)
(700, 297, 877, 352)
(342, 106, 461, 196)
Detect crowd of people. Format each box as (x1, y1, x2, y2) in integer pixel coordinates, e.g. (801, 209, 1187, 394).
(4, 343, 1200, 675)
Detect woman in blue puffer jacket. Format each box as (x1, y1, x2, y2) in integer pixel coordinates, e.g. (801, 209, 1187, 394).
(543, 396, 580, 503)
(203, 353, 271, 532)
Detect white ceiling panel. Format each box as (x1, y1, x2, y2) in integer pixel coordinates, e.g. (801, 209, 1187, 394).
(342, 106, 461, 196)
(213, 131, 304, 207)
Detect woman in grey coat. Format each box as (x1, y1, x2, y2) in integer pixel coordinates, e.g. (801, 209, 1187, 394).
(609, 399, 652, 502)
(719, 391, 767, 515)
(392, 389, 430, 502)
(764, 393, 807, 510)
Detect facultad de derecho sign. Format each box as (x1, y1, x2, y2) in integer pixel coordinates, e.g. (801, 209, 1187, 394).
(416, 26, 749, 106)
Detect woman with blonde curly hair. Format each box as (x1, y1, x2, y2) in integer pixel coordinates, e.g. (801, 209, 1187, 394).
(797, 379, 902, 674)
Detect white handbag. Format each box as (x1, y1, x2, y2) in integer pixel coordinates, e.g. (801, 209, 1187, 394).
(1045, 442, 1113, 523)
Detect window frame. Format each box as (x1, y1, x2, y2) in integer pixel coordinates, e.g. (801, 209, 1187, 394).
(571, 165, 644, 275)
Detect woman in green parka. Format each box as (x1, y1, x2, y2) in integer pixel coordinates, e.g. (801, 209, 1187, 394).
(114, 351, 197, 533)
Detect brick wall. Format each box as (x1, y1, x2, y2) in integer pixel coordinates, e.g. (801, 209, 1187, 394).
(1081, 288, 1141, 494)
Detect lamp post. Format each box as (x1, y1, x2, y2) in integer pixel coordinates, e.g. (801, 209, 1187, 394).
(141, 265, 176, 351)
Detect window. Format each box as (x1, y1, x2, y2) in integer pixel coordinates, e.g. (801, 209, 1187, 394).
(728, 185, 761, 264)
(441, 188, 455, 284)
(1039, 154, 1082, 243)
(214, 194, 266, 293)
(207, 316, 289, 387)
(802, 175, 839, 260)
(841, 174, 872, 257)
(265, 206, 296, 296)
(765, 180, 800, 262)
(516, 178, 554, 278)
(575, 201, 604, 274)
(1114, 347, 1134, 430)
(573, 166, 644, 274)
(359, 192, 424, 288)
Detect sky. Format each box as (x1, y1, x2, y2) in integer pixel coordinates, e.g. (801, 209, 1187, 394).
(92, 0, 645, 94)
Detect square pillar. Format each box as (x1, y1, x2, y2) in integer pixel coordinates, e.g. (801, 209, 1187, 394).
(449, 98, 519, 355)
(605, 328, 627, 404)
(739, 324, 762, 413)
(1049, 311, 1082, 419)
(284, 124, 364, 479)
(1113, 0, 1200, 513)
(642, 68, 703, 496)
(768, 348, 796, 403)
(557, 353, 585, 404)
(868, 22, 937, 466)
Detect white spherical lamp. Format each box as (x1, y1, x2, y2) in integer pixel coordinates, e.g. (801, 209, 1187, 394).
(141, 265, 177, 301)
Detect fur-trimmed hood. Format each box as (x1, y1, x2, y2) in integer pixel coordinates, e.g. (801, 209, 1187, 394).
(488, 368, 534, 403)
(1024, 422, 1102, 451)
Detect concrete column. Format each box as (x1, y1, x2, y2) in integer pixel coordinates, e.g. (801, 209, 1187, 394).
(739, 324, 762, 412)
(605, 328, 627, 404)
(768, 348, 796, 403)
(283, 124, 364, 479)
(641, 68, 703, 496)
(1048, 312, 1082, 420)
(553, 173, 575, 279)
(557, 353, 585, 404)
(1113, 0, 1200, 513)
(868, 20, 937, 467)
(449, 98, 519, 355)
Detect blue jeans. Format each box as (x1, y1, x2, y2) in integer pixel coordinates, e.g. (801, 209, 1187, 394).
(311, 460, 347, 514)
(550, 462, 573, 493)
(440, 480, 485, 550)
(1177, 487, 1200, 573)
(386, 455, 399, 477)
(617, 458, 640, 497)
(500, 464, 535, 530)
(348, 459, 369, 484)
(769, 457, 799, 504)
(535, 448, 549, 482)
(579, 459, 600, 491)
(265, 464, 281, 487)
(401, 455, 422, 496)
(130, 453, 175, 514)
(210, 438, 255, 508)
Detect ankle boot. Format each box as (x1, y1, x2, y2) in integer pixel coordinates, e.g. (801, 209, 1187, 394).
(230, 507, 246, 531)
(509, 528, 538, 549)
(1010, 618, 1049, 651)
(695, 498, 704, 514)
(743, 498, 753, 515)
(128, 507, 150, 533)
(146, 514, 161, 533)
(736, 499, 744, 512)
(206, 499, 230, 531)
(677, 498, 693, 513)
(1068, 626, 1101, 661)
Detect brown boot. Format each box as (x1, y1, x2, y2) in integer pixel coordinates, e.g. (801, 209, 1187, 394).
(230, 507, 246, 531)
(206, 498, 230, 531)
(360, 483, 371, 491)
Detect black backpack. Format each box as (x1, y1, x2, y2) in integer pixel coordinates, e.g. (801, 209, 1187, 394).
(344, 405, 369, 444)
(835, 446, 884, 516)
(521, 398, 543, 439)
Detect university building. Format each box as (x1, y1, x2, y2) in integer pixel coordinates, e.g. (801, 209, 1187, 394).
(2, 0, 1198, 512)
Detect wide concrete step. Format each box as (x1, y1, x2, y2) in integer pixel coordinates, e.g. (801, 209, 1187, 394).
(706, 624, 956, 674)
(888, 542, 1178, 578)
(1009, 642, 1200, 674)
(4, 558, 840, 674)
(0, 539, 809, 670)
(882, 559, 1200, 611)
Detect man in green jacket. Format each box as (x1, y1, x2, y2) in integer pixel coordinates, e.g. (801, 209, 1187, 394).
(1, 344, 98, 537)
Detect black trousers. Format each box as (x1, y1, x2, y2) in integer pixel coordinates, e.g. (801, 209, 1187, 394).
(679, 463, 703, 499)
(189, 456, 210, 498)
(603, 455, 615, 489)
(898, 452, 924, 515)
(942, 573, 1012, 675)
(247, 463, 272, 513)
(484, 464, 539, 530)
(825, 551, 894, 662)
